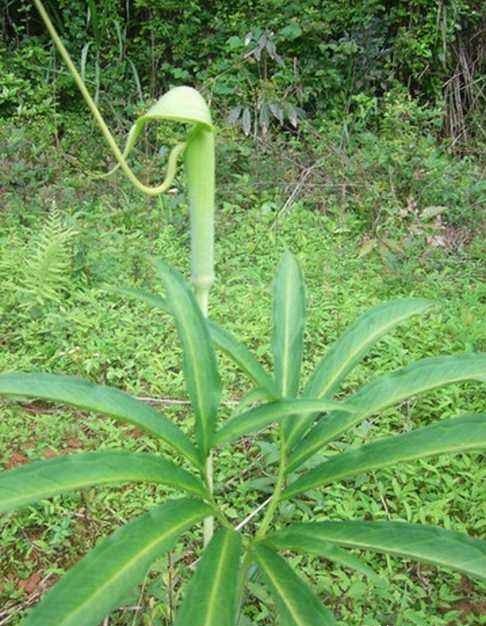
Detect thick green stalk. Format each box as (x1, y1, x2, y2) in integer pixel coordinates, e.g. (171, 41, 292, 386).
(185, 122, 216, 547)
(199, 265, 214, 545)
(185, 127, 215, 293)
(186, 123, 215, 547)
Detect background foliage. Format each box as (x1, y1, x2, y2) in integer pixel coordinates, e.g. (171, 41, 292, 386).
(2, 0, 484, 238)
(2, 0, 485, 141)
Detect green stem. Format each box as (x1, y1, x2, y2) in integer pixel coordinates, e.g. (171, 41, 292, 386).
(194, 285, 210, 316)
(188, 125, 215, 547)
(255, 440, 287, 541)
(185, 127, 215, 293)
(195, 285, 214, 546)
(235, 448, 287, 620)
(33, 0, 183, 196)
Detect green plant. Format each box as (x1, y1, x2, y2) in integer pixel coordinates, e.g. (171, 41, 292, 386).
(1, 2, 485, 624)
(16, 207, 76, 309)
(223, 28, 305, 138)
(1, 254, 486, 624)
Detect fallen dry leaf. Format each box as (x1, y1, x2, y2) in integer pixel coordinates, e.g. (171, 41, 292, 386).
(18, 572, 42, 595)
(5, 451, 29, 469)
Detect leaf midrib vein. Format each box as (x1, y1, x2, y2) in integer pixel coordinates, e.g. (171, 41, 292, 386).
(290, 435, 483, 495)
(280, 269, 295, 396)
(295, 530, 484, 571)
(203, 533, 231, 626)
(259, 555, 307, 625)
(178, 294, 210, 451)
(296, 359, 484, 466)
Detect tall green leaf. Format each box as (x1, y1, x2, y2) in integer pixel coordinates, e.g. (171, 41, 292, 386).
(283, 413, 486, 499)
(214, 399, 354, 447)
(272, 251, 306, 399)
(304, 298, 433, 399)
(288, 353, 486, 472)
(264, 535, 378, 580)
(0, 451, 208, 512)
(253, 544, 337, 626)
(267, 521, 486, 580)
(208, 321, 277, 398)
(155, 260, 221, 455)
(114, 285, 276, 397)
(174, 528, 242, 626)
(0, 372, 200, 468)
(272, 252, 306, 445)
(23, 498, 212, 626)
(287, 299, 432, 446)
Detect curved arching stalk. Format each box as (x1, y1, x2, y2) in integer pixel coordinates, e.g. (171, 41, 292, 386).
(33, 0, 216, 543)
(95, 133, 187, 194)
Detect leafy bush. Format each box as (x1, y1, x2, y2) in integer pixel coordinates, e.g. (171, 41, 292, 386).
(0, 41, 56, 119)
(3, 0, 484, 144)
(342, 90, 483, 231)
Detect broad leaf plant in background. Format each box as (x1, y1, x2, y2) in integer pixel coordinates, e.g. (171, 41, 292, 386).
(0, 2, 485, 624)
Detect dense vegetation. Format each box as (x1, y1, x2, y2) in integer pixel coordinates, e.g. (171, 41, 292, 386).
(3, 0, 485, 142)
(2, 0, 485, 236)
(0, 1, 485, 625)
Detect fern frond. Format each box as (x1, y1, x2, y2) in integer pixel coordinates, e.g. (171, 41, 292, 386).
(19, 208, 76, 307)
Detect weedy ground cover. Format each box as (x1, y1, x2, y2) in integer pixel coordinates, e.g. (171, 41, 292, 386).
(0, 194, 485, 625)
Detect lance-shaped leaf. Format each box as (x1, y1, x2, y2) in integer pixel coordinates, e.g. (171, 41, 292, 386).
(114, 285, 276, 398)
(213, 399, 354, 447)
(283, 413, 486, 499)
(23, 498, 212, 626)
(112, 286, 171, 314)
(267, 521, 486, 581)
(174, 528, 242, 626)
(155, 261, 221, 456)
(208, 321, 277, 398)
(0, 451, 208, 512)
(0, 372, 200, 468)
(288, 353, 486, 472)
(253, 543, 337, 626)
(264, 535, 379, 580)
(287, 298, 433, 446)
(305, 298, 433, 399)
(272, 251, 306, 399)
(272, 252, 306, 446)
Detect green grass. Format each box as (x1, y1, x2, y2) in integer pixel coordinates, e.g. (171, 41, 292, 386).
(0, 142, 485, 625)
